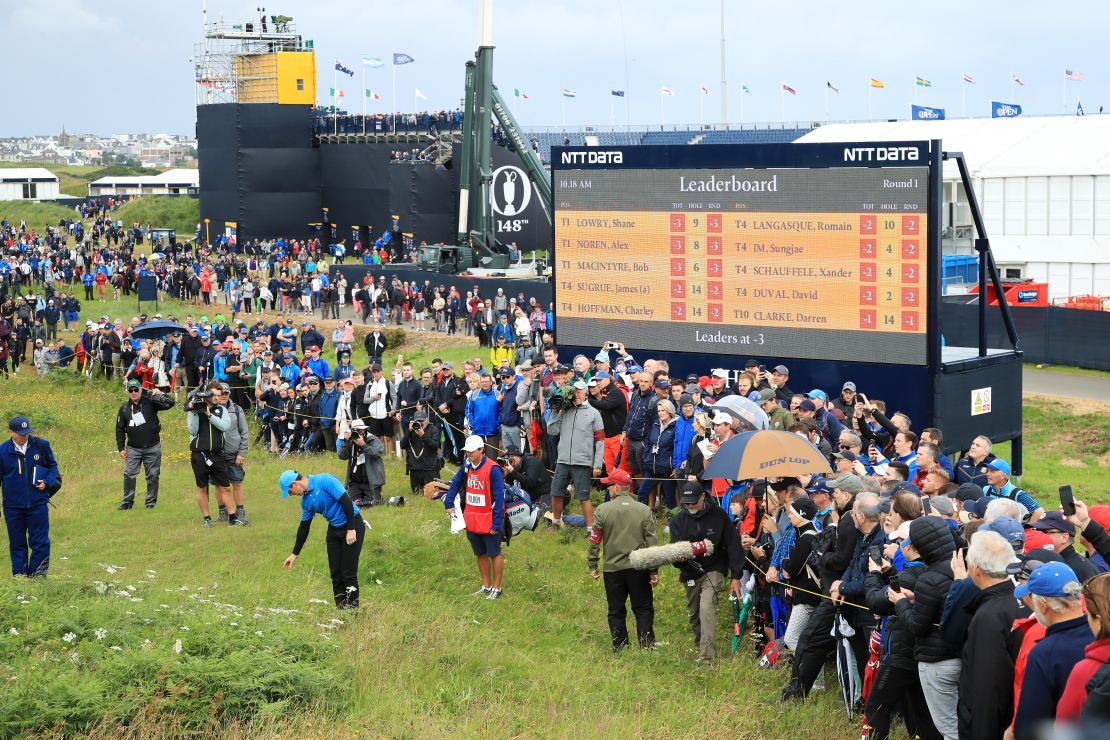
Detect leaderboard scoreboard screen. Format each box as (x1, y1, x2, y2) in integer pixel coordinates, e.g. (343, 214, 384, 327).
(551, 141, 938, 366)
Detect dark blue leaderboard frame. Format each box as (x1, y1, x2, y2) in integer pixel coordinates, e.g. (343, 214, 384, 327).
(551, 140, 944, 430)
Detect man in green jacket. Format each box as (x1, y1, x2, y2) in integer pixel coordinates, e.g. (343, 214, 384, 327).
(758, 388, 796, 431)
(588, 467, 658, 650)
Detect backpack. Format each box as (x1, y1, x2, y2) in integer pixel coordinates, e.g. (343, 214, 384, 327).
(804, 520, 837, 574)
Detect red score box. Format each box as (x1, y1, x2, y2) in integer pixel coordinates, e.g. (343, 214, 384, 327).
(670, 258, 685, 276)
(901, 263, 918, 283)
(708, 281, 723, 300)
(901, 240, 919, 259)
(708, 304, 723, 322)
(707, 259, 722, 276)
(860, 286, 876, 306)
(860, 310, 876, 330)
(902, 215, 919, 235)
(860, 215, 877, 235)
(901, 311, 919, 331)
(859, 239, 876, 258)
(901, 287, 918, 307)
(671, 302, 687, 321)
(671, 280, 686, 299)
(860, 262, 877, 282)
(670, 236, 686, 254)
(707, 213, 722, 233)
(670, 213, 685, 232)
(707, 236, 722, 255)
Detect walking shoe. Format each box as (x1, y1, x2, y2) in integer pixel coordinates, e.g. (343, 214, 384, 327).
(486, 588, 502, 600)
(145, 504, 156, 509)
(473, 586, 492, 596)
(235, 513, 250, 526)
(779, 678, 807, 703)
(118, 503, 133, 510)
(202, 517, 214, 528)
(228, 517, 242, 526)
(217, 507, 229, 522)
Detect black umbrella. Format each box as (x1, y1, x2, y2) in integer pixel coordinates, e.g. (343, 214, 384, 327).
(129, 320, 186, 340)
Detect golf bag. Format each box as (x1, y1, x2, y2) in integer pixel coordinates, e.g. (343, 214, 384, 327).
(502, 484, 540, 545)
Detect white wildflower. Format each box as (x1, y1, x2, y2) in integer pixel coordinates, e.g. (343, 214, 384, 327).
(308, 598, 328, 604)
(62, 632, 76, 644)
(94, 628, 107, 640)
(328, 618, 344, 626)
(255, 631, 263, 637)
(126, 585, 136, 592)
(374, 579, 382, 585)
(319, 633, 331, 640)
(115, 590, 130, 598)
(173, 639, 182, 654)
(69, 651, 80, 664)
(110, 646, 123, 652)
(180, 626, 190, 631)
(159, 604, 170, 609)
(142, 639, 152, 647)
(229, 622, 238, 627)
(8, 628, 18, 635)
(94, 582, 108, 595)
(130, 598, 143, 603)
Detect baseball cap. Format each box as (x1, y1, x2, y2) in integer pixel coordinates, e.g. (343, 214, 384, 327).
(987, 458, 1011, 477)
(600, 468, 632, 487)
(627, 364, 643, 374)
(680, 481, 705, 504)
(593, 370, 611, 381)
(711, 368, 729, 379)
(679, 393, 695, 407)
(278, 469, 299, 499)
(952, 483, 984, 503)
(930, 495, 956, 516)
(829, 473, 864, 494)
(842, 381, 857, 392)
(982, 516, 1025, 552)
(126, 379, 142, 389)
(1014, 561, 1080, 600)
(309, 345, 320, 352)
(654, 379, 670, 389)
(520, 359, 533, 370)
(807, 479, 833, 497)
(891, 481, 922, 496)
(324, 376, 336, 383)
(502, 443, 521, 456)
(1022, 528, 1055, 554)
(1007, 547, 1064, 579)
(710, 411, 732, 426)
(832, 450, 858, 463)
(350, 418, 368, 430)
(572, 380, 588, 391)
(1030, 510, 1076, 537)
(462, 435, 485, 453)
(686, 374, 700, 385)
(413, 409, 428, 421)
(305, 376, 320, 385)
(594, 350, 609, 363)
(8, 417, 34, 436)
(371, 363, 383, 371)
(757, 388, 777, 403)
(497, 367, 514, 377)
(772, 365, 790, 375)
(806, 389, 828, 403)
(788, 497, 819, 521)
(442, 361, 454, 370)
(798, 400, 817, 412)
(965, 497, 993, 519)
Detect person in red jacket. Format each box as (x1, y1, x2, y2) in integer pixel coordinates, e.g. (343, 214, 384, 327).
(443, 435, 506, 600)
(1057, 572, 1110, 724)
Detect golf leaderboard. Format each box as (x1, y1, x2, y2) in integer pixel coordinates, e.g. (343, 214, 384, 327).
(551, 142, 936, 366)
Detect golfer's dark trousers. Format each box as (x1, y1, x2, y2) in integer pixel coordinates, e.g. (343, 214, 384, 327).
(791, 600, 871, 692)
(326, 518, 365, 609)
(864, 664, 940, 740)
(603, 568, 655, 649)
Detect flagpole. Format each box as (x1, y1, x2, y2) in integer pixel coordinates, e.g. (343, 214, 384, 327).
(780, 85, 784, 123)
(392, 53, 397, 134)
(562, 94, 566, 127)
(609, 94, 613, 125)
(1010, 78, 1014, 103)
(739, 83, 744, 124)
(868, 83, 872, 121)
(824, 84, 828, 119)
(962, 82, 966, 118)
(699, 91, 704, 127)
(362, 65, 367, 134)
(333, 65, 338, 135)
(660, 91, 664, 128)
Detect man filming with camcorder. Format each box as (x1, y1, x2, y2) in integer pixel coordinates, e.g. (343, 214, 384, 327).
(186, 380, 237, 527)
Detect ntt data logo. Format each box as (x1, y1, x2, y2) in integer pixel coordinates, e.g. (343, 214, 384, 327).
(843, 146, 921, 163)
(559, 150, 624, 165)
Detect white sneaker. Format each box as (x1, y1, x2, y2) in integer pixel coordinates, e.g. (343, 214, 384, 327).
(473, 586, 492, 596)
(486, 588, 502, 600)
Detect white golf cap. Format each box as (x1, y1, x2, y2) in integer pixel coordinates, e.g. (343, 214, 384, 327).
(711, 368, 729, 379)
(711, 412, 732, 425)
(463, 435, 485, 453)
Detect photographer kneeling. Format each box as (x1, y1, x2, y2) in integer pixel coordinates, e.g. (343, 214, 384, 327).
(501, 443, 551, 504)
(403, 409, 442, 494)
(339, 419, 385, 507)
(186, 380, 237, 527)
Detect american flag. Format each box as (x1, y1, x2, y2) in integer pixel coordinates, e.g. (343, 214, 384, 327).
(1012, 73, 1024, 86)
(1065, 69, 1084, 81)
(782, 84, 796, 95)
(962, 74, 975, 84)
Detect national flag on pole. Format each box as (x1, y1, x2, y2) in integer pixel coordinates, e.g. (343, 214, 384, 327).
(700, 86, 711, 95)
(826, 81, 839, 93)
(870, 78, 885, 89)
(393, 53, 415, 65)
(514, 88, 529, 99)
(414, 88, 428, 100)
(335, 60, 354, 77)
(610, 89, 625, 97)
(362, 57, 384, 68)
(915, 77, 932, 87)
(1078, 100, 1085, 116)
(782, 84, 796, 95)
(1065, 69, 1083, 81)
(742, 85, 752, 95)
(661, 86, 674, 96)
(962, 73, 976, 84)
(329, 88, 345, 98)
(365, 89, 381, 100)
(562, 88, 576, 98)
(1012, 73, 1024, 86)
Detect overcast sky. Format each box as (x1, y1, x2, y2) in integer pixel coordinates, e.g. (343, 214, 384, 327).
(2, 0, 1106, 136)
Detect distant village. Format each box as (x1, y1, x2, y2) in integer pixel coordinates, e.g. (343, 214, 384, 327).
(0, 127, 197, 169)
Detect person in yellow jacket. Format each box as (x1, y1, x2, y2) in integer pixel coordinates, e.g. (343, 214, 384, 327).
(490, 337, 513, 373)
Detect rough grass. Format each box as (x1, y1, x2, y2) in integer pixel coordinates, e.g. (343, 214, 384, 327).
(113, 197, 199, 244)
(0, 200, 81, 230)
(1, 294, 1108, 737)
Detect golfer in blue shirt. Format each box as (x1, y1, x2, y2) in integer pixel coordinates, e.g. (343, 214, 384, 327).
(279, 470, 366, 608)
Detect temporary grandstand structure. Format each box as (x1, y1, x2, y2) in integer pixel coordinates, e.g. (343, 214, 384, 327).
(798, 115, 1110, 301)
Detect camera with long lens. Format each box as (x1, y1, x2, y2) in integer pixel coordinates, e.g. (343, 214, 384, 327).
(184, 389, 214, 412)
(547, 384, 575, 411)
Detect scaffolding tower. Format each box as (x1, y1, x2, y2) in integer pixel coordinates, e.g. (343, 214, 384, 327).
(194, 10, 310, 106)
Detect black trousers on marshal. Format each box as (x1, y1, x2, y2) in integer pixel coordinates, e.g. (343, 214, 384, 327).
(325, 518, 365, 608)
(603, 568, 655, 649)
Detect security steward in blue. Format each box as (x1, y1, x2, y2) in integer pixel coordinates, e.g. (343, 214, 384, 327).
(1, 416, 60, 577)
(115, 379, 175, 510)
(279, 470, 366, 609)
